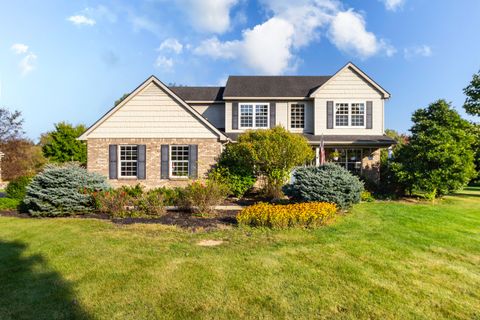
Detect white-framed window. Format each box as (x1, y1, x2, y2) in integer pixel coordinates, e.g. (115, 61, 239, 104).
(334, 102, 366, 128)
(119, 145, 138, 178)
(239, 103, 269, 129)
(330, 148, 363, 175)
(290, 104, 305, 129)
(170, 145, 190, 178)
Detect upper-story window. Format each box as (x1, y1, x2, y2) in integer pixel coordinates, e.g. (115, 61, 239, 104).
(290, 104, 305, 129)
(239, 103, 269, 128)
(335, 102, 365, 128)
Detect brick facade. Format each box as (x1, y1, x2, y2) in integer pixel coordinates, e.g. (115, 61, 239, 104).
(87, 138, 223, 189)
(361, 148, 381, 183)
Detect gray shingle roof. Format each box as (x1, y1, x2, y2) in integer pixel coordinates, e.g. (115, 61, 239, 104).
(223, 76, 332, 98)
(170, 86, 224, 102)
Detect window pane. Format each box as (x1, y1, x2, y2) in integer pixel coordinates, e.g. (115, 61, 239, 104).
(335, 103, 349, 126)
(255, 104, 268, 127)
(351, 103, 365, 126)
(240, 104, 253, 127)
(291, 104, 305, 128)
(171, 145, 190, 177)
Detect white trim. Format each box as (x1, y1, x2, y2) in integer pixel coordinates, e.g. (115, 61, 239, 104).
(310, 62, 391, 99)
(225, 97, 310, 100)
(238, 102, 270, 129)
(289, 102, 306, 130)
(333, 101, 366, 129)
(169, 145, 190, 179)
(118, 145, 138, 179)
(78, 76, 228, 141)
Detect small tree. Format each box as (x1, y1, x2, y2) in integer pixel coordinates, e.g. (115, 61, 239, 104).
(114, 93, 130, 106)
(463, 70, 480, 116)
(41, 122, 87, 165)
(0, 107, 24, 142)
(391, 100, 476, 197)
(0, 139, 46, 180)
(237, 127, 314, 198)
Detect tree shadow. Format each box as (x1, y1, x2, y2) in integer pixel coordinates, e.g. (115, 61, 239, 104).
(0, 241, 90, 320)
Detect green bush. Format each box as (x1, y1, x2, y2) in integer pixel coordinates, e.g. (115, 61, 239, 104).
(120, 184, 144, 197)
(208, 167, 255, 198)
(5, 176, 32, 200)
(283, 164, 364, 209)
(137, 190, 166, 216)
(361, 190, 375, 202)
(149, 186, 180, 206)
(92, 188, 133, 217)
(237, 202, 337, 228)
(23, 163, 110, 217)
(0, 197, 20, 210)
(177, 180, 229, 215)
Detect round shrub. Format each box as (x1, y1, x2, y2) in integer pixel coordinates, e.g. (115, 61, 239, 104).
(6, 176, 32, 200)
(23, 163, 110, 216)
(283, 163, 364, 209)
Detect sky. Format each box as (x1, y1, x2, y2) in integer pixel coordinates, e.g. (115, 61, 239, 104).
(1, 0, 479, 140)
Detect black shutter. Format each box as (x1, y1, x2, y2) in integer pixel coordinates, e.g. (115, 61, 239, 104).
(366, 101, 373, 129)
(327, 101, 334, 129)
(232, 102, 238, 130)
(137, 145, 146, 180)
(189, 145, 198, 179)
(269, 102, 276, 128)
(161, 145, 169, 179)
(109, 145, 117, 179)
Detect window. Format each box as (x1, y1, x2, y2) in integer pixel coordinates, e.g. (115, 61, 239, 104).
(170, 145, 189, 178)
(119, 145, 138, 177)
(335, 103, 349, 127)
(335, 102, 366, 128)
(239, 103, 269, 128)
(330, 148, 362, 175)
(290, 104, 305, 129)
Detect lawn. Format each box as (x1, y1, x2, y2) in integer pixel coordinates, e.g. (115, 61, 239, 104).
(0, 188, 479, 319)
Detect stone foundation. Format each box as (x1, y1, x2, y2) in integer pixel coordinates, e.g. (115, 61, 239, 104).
(87, 138, 223, 189)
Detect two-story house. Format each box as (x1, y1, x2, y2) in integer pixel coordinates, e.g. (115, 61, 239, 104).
(79, 62, 395, 188)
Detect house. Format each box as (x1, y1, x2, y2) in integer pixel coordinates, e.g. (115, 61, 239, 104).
(79, 62, 395, 188)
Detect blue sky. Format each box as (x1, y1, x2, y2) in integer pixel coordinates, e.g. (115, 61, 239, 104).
(1, 0, 479, 140)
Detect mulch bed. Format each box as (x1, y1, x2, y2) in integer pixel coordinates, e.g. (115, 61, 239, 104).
(0, 209, 239, 230)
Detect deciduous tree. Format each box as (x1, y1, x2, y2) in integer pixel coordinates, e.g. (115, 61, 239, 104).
(41, 122, 87, 165)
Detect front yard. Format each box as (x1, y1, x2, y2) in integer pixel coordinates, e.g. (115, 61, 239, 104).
(0, 187, 479, 319)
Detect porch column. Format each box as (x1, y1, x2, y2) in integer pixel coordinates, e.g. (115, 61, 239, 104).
(315, 146, 320, 167)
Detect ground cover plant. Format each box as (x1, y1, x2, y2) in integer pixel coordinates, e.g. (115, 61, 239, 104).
(0, 187, 479, 319)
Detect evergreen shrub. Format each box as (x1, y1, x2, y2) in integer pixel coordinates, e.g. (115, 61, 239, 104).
(24, 163, 109, 216)
(6, 176, 32, 200)
(283, 163, 364, 209)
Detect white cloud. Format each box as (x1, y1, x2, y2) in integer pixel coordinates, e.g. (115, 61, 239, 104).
(155, 55, 174, 70)
(180, 0, 239, 34)
(19, 53, 37, 75)
(194, 37, 239, 59)
(328, 9, 394, 59)
(130, 15, 160, 35)
(158, 38, 183, 54)
(404, 45, 432, 59)
(85, 5, 117, 23)
(11, 43, 29, 55)
(67, 15, 96, 26)
(381, 0, 405, 11)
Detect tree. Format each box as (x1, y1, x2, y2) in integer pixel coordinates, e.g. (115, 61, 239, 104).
(0, 139, 47, 180)
(237, 126, 314, 198)
(391, 100, 476, 198)
(463, 70, 480, 116)
(41, 122, 87, 165)
(0, 107, 24, 142)
(114, 93, 130, 107)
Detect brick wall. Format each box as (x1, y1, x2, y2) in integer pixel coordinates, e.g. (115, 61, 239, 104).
(87, 138, 223, 189)
(361, 148, 381, 183)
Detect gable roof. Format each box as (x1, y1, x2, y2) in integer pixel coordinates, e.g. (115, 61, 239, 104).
(170, 86, 224, 102)
(311, 62, 391, 99)
(79, 76, 228, 141)
(223, 76, 331, 98)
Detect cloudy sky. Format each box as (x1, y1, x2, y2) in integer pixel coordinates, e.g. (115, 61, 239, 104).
(0, 0, 479, 139)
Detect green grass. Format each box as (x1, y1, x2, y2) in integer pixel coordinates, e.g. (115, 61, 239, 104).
(0, 197, 19, 210)
(1, 188, 479, 320)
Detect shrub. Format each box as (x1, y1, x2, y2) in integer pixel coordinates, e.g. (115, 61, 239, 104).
(23, 163, 110, 217)
(6, 176, 32, 200)
(120, 184, 144, 197)
(137, 190, 166, 216)
(361, 190, 375, 202)
(0, 198, 20, 210)
(208, 167, 255, 198)
(92, 189, 133, 217)
(177, 180, 229, 215)
(149, 186, 180, 206)
(237, 202, 337, 228)
(283, 164, 364, 209)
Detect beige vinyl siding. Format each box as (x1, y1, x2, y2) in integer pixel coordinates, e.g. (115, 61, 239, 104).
(191, 103, 225, 129)
(313, 66, 384, 135)
(87, 83, 217, 139)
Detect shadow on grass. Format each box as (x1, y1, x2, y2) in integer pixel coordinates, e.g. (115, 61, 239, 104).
(0, 241, 90, 320)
